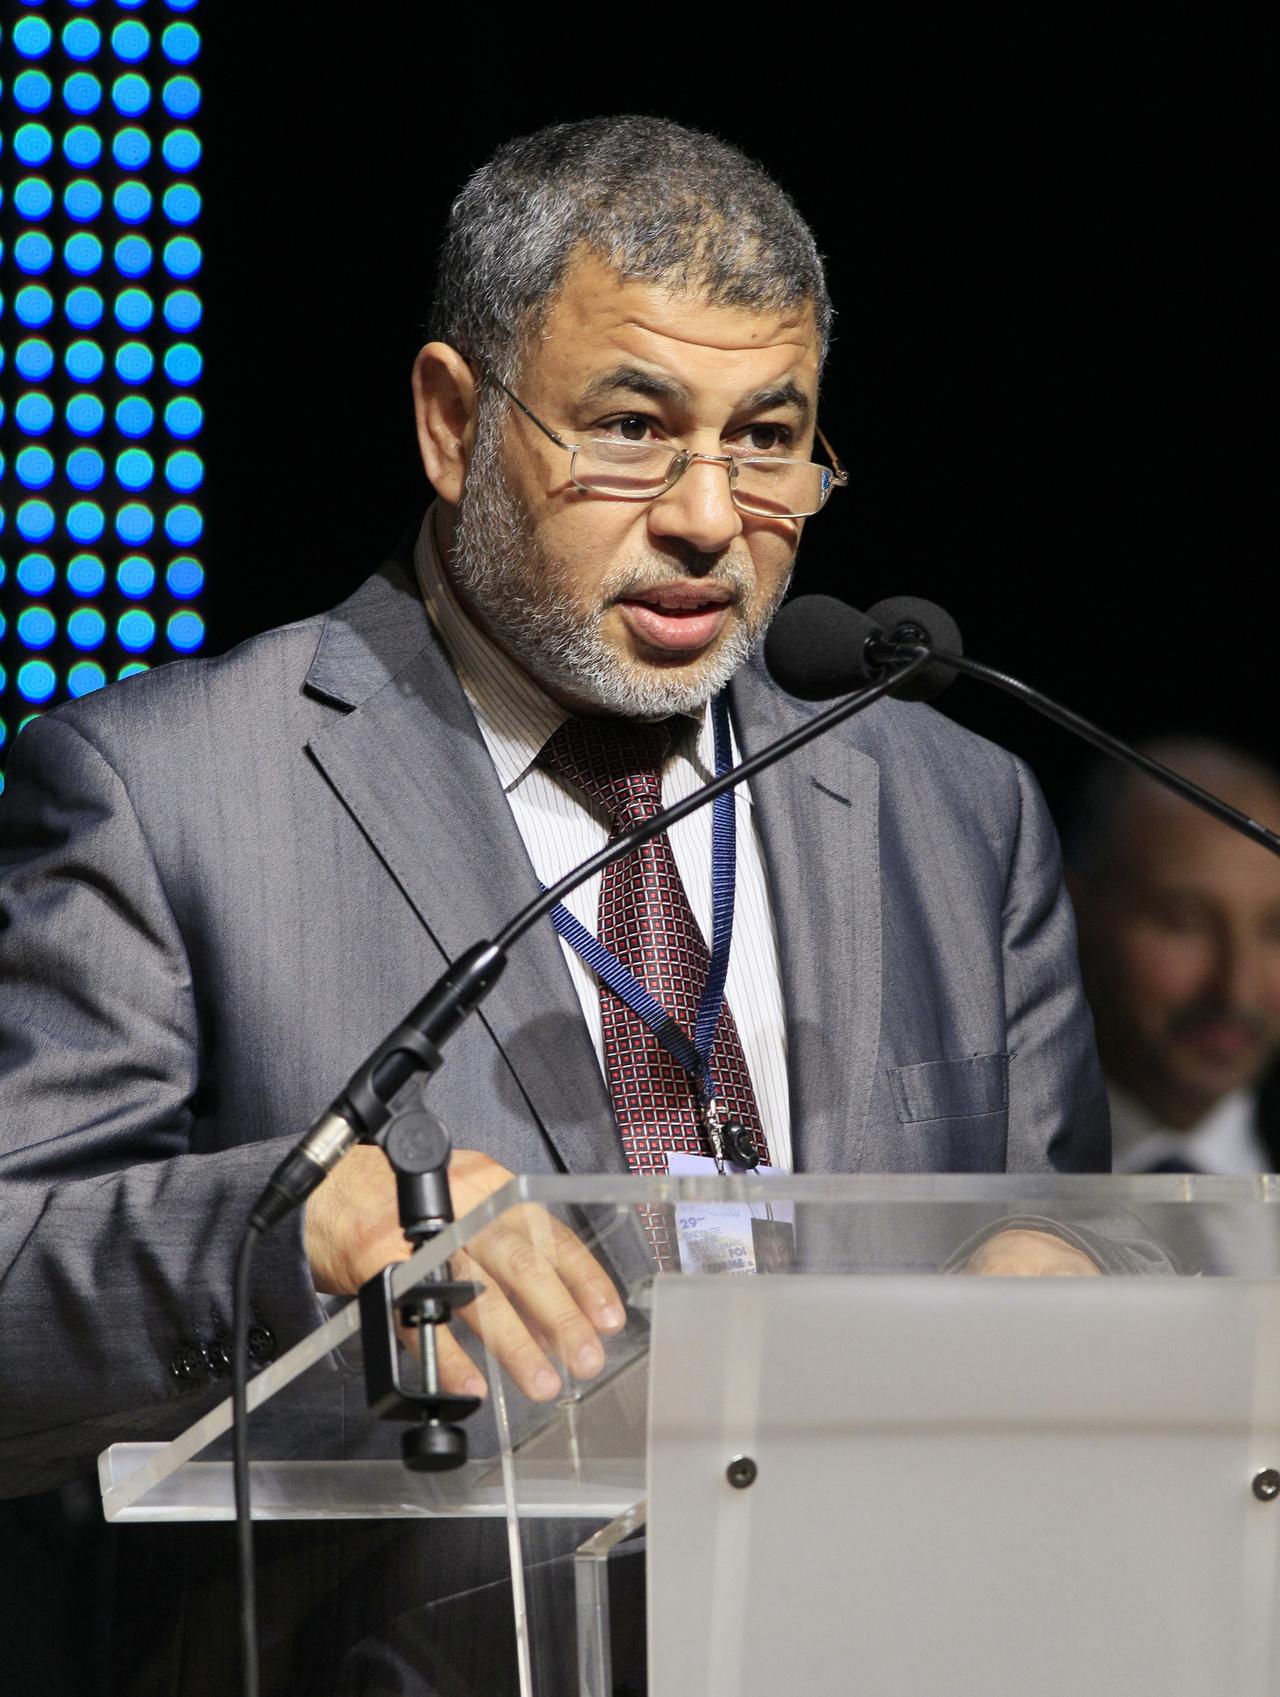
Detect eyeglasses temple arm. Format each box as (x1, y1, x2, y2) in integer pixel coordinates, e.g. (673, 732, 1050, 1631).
(486, 372, 575, 452)
(816, 423, 849, 486)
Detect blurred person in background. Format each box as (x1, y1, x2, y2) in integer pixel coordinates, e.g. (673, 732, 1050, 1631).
(1068, 738, 1280, 1179)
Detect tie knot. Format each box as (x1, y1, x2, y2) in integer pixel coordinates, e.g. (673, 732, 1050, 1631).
(539, 715, 675, 831)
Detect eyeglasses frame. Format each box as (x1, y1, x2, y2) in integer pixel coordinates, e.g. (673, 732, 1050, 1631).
(484, 371, 849, 520)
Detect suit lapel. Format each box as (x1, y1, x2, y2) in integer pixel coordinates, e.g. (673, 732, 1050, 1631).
(303, 558, 620, 1176)
(730, 662, 883, 1174)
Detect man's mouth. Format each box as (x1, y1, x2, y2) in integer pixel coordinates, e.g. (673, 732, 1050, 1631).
(616, 585, 737, 654)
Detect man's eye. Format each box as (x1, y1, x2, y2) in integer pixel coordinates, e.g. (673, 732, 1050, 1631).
(737, 422, 793, 454)
(599, 414, 655, 443)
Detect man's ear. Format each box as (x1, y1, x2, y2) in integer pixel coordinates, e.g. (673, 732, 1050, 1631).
(412, 343, 479, 505)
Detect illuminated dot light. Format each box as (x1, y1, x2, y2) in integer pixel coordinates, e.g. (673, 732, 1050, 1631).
(17, 286, 56, 327)
(118, 609, 156, 652)
(117, 448, 155, 490)
(67, 448, 105, 491)
(1, 4, 206, 722)
(113, 75, 152, 118)
(163, 289, 202, 332)
(117, 396, 155, 437)
(17, 555, 57, 597)
(115, 234, 153, 277)
(18, 607, 57, 651)
(67, 393, 106, 437)
(66, 339, 105, 381)
(163, 129, 201, 172)
(68, 661, 107, 698)
(168, 610, 204, 652)
(165, 397, 203, 438)
(63, 72, 103, 115)
(64, 232, 104, 275)
(163, 78, 201, 119)
(113, 126, 152, 170)
(63, 20, 103, 62)
(15, 72, 55, 115)
(164, 342, 201, 384)
(116, 342, 154, 384)
(117, 556, 156, 597)
(167, 558, 203, 598)
(16, 393, 56, 435)
(68, 555, 107, 597)
(15, 17, 56, 59)
(115, 287, 154, 330)
(15, 177, 55, 220)
(18, 502, 57, 543)
(17, 447, 56, 490)
(16, 230, 56, 274)
(64, 124, 103, 167)
(16, 339, 56, 382)
(166, 451, 203, 492)
(64, 179, 105, 221)
(68, 608, 107, 651)
(68, 502, 106, 544)
(116, 503, 155, 545)
(15, 124, 55, 167)
(114, 180, 153, 224)
(18, 661, 59, 705)
(66, 285, 105, 327)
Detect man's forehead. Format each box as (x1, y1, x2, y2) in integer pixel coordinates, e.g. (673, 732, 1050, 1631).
(529, 252, 820, 391)
(1121, 791, 1280, 895)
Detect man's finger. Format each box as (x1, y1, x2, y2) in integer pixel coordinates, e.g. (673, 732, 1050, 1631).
(528, 1209, 627, 1333)
(453, 1250, 565, 1400)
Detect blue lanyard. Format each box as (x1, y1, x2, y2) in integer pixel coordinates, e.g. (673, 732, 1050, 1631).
(549, 692, 737, 1105)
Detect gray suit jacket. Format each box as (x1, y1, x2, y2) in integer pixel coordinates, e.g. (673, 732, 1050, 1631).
(0, 546, 1109, 1497)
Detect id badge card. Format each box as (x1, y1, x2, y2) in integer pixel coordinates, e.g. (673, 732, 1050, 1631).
(666, 1151, 797, 1275)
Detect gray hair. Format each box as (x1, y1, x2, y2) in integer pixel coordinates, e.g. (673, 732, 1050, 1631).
(429, 115, 833, 383)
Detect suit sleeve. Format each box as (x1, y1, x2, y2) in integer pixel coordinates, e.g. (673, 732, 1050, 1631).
(1001, 754, 1111, 1174)
(0, 714, 325, 1497)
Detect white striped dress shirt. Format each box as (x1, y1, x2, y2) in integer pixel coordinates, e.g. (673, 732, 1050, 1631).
(413, 509, 793, 1170)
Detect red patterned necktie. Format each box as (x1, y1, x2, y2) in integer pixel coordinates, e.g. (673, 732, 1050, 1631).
(539, 715, 771, 1201)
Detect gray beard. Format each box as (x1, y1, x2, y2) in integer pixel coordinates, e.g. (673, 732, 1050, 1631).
(450, 409, 791, 719)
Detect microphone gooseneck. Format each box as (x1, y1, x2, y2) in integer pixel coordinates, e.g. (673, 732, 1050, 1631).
(767, 592, 1280, 859)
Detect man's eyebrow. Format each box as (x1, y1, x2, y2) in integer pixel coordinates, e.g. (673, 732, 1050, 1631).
(736, 378, 812, 424)
(576, 365, 693, 408)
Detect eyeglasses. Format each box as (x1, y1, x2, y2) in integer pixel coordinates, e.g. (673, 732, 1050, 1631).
(487, 373, 849, 520)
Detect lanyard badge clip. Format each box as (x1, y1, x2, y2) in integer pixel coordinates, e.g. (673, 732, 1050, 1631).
(700, 1083, 761, 1174)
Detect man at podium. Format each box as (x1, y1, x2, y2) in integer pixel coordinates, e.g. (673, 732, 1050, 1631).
(0, 116, 1113, 1693)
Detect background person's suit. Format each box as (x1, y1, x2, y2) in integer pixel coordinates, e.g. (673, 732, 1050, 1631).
(0, 538, 1111, 1690)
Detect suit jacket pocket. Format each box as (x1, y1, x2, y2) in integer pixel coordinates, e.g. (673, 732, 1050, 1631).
(889, 1053, 1009, 1125)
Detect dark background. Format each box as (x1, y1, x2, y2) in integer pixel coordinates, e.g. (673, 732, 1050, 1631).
(2, 12, 1274, 1692)
(194, 11, 1274, 821)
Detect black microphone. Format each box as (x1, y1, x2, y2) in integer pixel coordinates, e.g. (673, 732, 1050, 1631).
(765, 592, 1280, 859)
(764, 593, 961, 702)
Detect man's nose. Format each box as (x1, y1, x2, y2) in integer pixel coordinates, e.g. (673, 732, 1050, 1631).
(1208, 929, 1270, 1011)
(646, 456, 744, 557)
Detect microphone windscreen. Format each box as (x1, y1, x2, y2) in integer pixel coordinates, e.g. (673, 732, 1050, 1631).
(864, 596, 963, 702)
(764, 595, 883, 700)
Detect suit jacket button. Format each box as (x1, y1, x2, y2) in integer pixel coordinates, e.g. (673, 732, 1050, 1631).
(204, 1339, 232, 1378)
(171, 1345, 208, 1385)
(247, 1325, 275, 1366)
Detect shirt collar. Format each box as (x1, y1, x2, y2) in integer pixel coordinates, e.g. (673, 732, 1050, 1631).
(412, 504, 724, 792)
(1107, 1081, 1265, 1174)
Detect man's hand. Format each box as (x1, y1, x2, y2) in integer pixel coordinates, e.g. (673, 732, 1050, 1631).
(962, 1227, 1102, 1277)
(303, 1146, 626, 1401)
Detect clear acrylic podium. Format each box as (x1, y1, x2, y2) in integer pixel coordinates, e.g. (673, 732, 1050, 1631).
(99, 1174, 1280, 1695)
